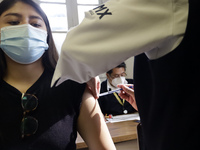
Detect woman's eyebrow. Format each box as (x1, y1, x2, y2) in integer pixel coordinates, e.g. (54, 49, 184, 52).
(29, 15, 43, 21)
(3, 13, 43, 21)
(3, 13, 22, 18)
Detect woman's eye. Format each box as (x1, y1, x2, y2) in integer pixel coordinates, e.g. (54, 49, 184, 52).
(31, 23, 42, 28)
(8, 21, 20, 25)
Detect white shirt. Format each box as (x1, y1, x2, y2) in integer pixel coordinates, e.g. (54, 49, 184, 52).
(51, 0, 188, 86)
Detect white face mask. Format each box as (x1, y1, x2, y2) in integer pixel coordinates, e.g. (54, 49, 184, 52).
(111, 76, 128, 88)
(0, 24, 49, 64)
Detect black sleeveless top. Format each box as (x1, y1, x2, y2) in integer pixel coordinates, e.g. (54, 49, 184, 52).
(0, 69, 86, 150)
(134, 0, 200, 150)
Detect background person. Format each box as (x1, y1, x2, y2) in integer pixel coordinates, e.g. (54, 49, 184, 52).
(98, 62, 137, 116)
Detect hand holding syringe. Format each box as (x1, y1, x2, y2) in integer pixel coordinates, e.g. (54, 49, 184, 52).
(117, 84, 138, 111)
(99, 86, 133, 97)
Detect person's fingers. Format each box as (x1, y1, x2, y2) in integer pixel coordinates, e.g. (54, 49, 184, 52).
(86, 76, 100, 99)
(118, 91, 128, 99)
(120, 84, 134, 96)
(118, 84, 138, 111)
(118, 84, 134, 89)
(95, 76, 101, 99)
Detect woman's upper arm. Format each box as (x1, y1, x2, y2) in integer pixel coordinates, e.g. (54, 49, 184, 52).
(77, 87, 116, 150)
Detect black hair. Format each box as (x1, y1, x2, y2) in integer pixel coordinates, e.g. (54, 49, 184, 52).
(107, 62, 126, 75)
(0, 0, 59, 79)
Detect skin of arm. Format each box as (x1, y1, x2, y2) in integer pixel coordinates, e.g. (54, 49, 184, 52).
(77, 87, 116, 150)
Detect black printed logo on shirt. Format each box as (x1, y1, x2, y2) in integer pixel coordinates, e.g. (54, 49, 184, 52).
(93, 4, 112, 19)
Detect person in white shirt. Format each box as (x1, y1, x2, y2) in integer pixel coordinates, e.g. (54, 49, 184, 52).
(51, 0, 200, 150)
(52, 0, 188, 85)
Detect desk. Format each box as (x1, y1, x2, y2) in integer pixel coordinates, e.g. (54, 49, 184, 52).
(76, 120, 139, 149)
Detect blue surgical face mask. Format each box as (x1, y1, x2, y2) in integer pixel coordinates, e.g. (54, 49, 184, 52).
(0, 24, 49, 64)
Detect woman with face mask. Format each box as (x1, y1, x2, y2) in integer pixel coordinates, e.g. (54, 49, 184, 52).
(0, 0, 116, 150)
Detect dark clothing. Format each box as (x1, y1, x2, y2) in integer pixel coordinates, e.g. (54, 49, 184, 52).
(98, 79, 136, 116)
(0, 69, 86, 150)
(134, 0, 200, 150)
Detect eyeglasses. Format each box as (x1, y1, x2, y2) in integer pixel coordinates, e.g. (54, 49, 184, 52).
(109, 72, 127, 79)
(21, 93, 38, 138)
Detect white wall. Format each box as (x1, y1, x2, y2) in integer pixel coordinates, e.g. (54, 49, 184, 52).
(125, 56, 134, 79)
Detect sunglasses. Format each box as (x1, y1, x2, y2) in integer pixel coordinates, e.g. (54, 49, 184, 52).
(21, 93, 38, 138)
